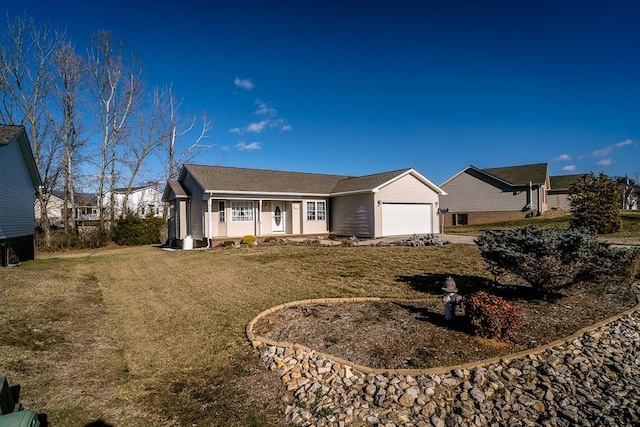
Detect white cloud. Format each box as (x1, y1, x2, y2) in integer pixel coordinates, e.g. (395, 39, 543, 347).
(592, 147, 612, 157)
(552, 154, 571, 162)
(561, 165, 576, 172)
(281, 124, 292, 131)
(255, 100, 277, 116)
(246, 120, 269, 133)
(596, 158, 613, 167)
(236, 142, 261, 151)
(615, 138, 633, 148)
(228, 127, 242, 134)
(234, 77, 254, 90)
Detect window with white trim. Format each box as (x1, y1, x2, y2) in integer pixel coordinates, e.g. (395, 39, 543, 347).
(218, 201, 225, 222)
(306, 201, 326, 221)
(231, 201, 253, 222)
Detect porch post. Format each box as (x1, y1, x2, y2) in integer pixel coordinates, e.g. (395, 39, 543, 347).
(207, 197, 213, 241)
(258, 199, 263, 236)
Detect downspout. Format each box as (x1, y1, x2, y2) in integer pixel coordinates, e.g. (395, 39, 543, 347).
(537, 184, 542, 213)
(528, 181, 533, 211)
(205, 197, 212, 249)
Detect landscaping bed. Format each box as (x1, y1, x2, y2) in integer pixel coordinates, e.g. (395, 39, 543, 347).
(253, 281, 638, 370)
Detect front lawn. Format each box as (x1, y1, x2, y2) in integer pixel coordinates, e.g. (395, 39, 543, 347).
(0, 244, 486, 426)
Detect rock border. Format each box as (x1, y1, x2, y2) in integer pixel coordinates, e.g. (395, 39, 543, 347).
(247, 282, 640, 376)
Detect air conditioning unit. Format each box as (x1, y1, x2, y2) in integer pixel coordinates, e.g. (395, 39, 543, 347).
(0, 378, 39, 427)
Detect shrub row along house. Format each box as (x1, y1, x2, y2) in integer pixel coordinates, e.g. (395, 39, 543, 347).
(163, 164, 446, 247)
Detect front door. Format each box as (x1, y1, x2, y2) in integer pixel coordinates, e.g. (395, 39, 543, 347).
(272, 202, 285, 233)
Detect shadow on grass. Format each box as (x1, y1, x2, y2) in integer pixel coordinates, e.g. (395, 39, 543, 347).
(84, 420, 114, 427)
(396, 272, 565, 302)
(395, 272, 491, 295)
(392, 301, 471, 335)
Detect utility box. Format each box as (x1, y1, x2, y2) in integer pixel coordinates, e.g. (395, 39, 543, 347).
(0, 378, 39, 427)
(0, 411, 39, 427)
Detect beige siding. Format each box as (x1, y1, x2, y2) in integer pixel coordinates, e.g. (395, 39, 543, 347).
(0, 138, 36, 240)
(331, 193, 375, 237)
(301, 198, 329, 235)
(291, 202, 301, 234)
(374, 174, 441, 236)
(549, 192, 571, 210)
(440, 169, 531, 212)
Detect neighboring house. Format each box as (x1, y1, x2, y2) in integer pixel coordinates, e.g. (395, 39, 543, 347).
(548, 174, 585, 210)
(0, 125, 42, 265)
(34, 192, 66, 227)
(163, 164, 446, 247)
(35, 192, 101, 228)
(439, 163, 550, 226)
(102, 184, 164, 219)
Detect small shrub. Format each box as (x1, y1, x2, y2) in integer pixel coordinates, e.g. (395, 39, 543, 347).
(465, 291, 520, 341)
(327, 233, 338, 241)
(241, 235, 257, 245)
(578, 245, 640, 288)
(341, 236, 359, 247)
(221, 240, 236, 247)
(475, 226, 603, 293)
(263, 236, 277, 244)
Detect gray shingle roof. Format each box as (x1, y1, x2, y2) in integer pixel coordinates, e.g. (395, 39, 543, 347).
(331, 168, 413, 193)
(182, 165, 419, 195)
(184, 164, 350, 194)
(167, 180, 189, 197)
(0, 125, 24, 145)
(549, 174, 585, 191)
(482, 163, 548, 185)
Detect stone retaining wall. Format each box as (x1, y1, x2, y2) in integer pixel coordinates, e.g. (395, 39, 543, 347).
(247, 283, 640, 426)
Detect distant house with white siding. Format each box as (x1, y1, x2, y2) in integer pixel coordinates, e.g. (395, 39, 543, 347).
(0, 125, 42, 265)
(163, 164, 446, 247)
(102, 184, 163, 219)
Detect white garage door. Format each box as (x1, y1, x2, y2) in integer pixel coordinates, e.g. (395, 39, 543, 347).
(381, 203, 432, 236)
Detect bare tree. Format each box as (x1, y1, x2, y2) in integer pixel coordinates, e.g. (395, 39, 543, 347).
(159, 84, 215, 183)
(51, 40, 87, 233)
(119, 87, 166, 217)
(0, 14, 64, 247)
(152, 84, 216, 219)
(87, 31, 142, 229)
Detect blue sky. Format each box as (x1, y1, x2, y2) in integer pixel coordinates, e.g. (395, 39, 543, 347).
(5, 0, 640, 184)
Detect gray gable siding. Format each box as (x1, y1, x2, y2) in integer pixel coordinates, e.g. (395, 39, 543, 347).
(440, 168, 531, 212)
(330, 193, 375, 237)
(0, 136, 36, 239)
(181, 172, 204, 239)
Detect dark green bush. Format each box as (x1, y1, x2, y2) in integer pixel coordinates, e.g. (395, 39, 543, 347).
(465, 291, 520, 341)
(475, 226, 603, 293)
(112, 214, 165, 246)
(578, 245, 640, 287)
(222, 240, 236, 247)
(569, 172, 621, 233)
(263, 236, 277, 244)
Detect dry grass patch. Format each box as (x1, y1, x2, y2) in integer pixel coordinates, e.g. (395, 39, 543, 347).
(2, 244, 478, 426)
(2, 243, 632, 426)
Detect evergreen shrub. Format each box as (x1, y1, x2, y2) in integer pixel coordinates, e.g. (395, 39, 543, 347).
(112, 214, 165, 246)
(475, 226, 603, 293)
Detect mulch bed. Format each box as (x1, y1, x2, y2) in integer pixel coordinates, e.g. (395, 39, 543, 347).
(253, 281, 638, 370)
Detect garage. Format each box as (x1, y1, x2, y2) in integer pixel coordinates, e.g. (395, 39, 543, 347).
(381, 203, 433, 236)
